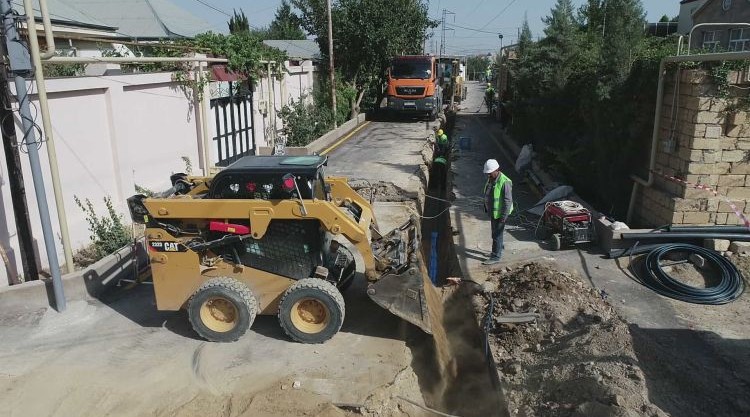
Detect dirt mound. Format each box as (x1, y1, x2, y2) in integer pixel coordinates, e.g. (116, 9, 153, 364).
(349, 179, 414, 202)
(474, 262, 668, 417)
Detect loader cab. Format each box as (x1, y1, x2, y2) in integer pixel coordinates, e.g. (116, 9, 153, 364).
(208, 155, 329, 201)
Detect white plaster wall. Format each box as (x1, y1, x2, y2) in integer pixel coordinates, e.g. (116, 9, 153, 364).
(0, 72, 201, 284)
(251, 61, 318, 149)
(0, 62, 319, 285)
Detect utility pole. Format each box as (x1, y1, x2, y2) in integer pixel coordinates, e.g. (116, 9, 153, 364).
(0, 0, 65, 310)
(439, 9, 454, 60)
(0, 40, 39, 284)
(326, 0, 337, 128)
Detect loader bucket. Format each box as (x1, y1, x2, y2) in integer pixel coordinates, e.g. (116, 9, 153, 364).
(365, 216, 444, 335)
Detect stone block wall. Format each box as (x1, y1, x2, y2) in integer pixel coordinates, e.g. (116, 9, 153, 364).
(633, 69, 750, 227)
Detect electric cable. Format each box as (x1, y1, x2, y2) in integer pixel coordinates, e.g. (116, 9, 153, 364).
(637, 243, 745, 305)
(479, 0, 518, 30)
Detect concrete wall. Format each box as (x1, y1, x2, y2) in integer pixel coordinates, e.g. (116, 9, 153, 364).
(0, 62, 322, 286)
(250, 60, 318, 149)
(690, 0, 750, 49)
(633, 69, 750, 227)
(0, 72, 203, 285)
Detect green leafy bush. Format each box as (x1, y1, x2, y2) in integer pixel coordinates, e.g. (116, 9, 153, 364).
(280, 95, 334, 147)
(506, 0, 681, 217)
(74, 196, 132, 266)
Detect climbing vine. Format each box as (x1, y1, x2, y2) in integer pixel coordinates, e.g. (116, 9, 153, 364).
(707, 60, 750, 115)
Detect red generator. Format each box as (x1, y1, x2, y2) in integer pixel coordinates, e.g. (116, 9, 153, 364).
(541, 201, 596, 251)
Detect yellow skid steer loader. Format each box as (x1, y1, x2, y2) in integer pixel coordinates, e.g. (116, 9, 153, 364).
(127, 155, 442, 343)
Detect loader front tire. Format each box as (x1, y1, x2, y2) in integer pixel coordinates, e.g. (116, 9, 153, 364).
(188, 277, 258, 343)
(278, 278, 345, 344)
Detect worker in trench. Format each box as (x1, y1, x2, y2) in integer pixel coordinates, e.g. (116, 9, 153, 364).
(482, 159, 513, 265)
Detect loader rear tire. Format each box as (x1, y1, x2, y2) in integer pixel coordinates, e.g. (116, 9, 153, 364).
(188, 277, 258, 343)
(278, 278, 345, 344)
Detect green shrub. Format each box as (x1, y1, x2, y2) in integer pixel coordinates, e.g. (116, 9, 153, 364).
(280, 95, 335, 147)
(74, 196, 132, 265)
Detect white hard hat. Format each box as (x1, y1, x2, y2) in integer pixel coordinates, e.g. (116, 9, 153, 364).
(483, 159, 500, 174)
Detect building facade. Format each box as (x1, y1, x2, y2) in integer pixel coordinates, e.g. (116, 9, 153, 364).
(690, 0, 750, 51)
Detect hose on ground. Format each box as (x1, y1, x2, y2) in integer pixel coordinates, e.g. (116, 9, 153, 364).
(637, 243, 745, 305)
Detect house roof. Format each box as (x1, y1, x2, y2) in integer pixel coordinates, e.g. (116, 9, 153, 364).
(680, 0, 704, 4)
(67, 0, 215, 38)
(692, 0, 727, 18)
(262, 40, 321, 60)
(14, 0, 214, 39)
(12, 0, 117, 31)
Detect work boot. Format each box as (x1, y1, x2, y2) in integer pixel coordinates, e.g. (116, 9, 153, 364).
(482, 256, 501, 265)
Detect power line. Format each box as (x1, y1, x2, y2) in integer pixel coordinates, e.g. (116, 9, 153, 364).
(466, 0, 487, 19)
(446, 23, 501, 35)
(192, 0, 231, 17)
(479, 0, 518, 30)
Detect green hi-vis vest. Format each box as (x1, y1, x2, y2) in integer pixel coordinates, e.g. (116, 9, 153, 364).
(484, 173, 513, 219)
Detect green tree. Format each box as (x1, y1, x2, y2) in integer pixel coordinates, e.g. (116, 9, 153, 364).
(658, 14, 670, 23)
(228, 9, 250, 34)
(293, 0, 436, 115)
(518, 14, 533, 56)
(466, 55, 489, 81)
(267, 0, 306, 40)
(540, 0, 580, 87)
(193, 32, 287, 79)
(597, 0, 646, 92)
(507, 0, 673, 217)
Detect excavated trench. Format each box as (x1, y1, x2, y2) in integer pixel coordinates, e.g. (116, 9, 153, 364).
(353, 120, 506, 416)
(411, 119, 508, 417)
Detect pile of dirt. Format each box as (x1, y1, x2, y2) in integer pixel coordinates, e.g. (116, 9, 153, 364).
(349, 179, 414, 202)
(473, 262, 668, 417)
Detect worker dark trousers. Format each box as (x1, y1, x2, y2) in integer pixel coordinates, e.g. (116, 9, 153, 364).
(490, 218, 505, 259)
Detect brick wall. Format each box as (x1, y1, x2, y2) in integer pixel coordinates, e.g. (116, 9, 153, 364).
(633, 69, 750, 227)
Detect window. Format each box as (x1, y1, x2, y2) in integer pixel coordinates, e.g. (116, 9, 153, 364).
(702, 31, 721, 52)
(729, 28, 750, 52)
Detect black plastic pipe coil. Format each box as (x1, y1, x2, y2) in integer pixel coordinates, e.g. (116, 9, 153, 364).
(640, 243, 745, 305)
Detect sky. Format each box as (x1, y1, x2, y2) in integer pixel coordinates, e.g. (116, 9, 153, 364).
(178, 0, 680, 55)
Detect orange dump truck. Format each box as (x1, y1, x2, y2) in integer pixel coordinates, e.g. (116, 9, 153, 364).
(385, 55, 442, 120)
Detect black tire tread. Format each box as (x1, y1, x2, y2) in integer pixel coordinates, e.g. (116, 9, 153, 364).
(336, 246, 357, 292)
(188, 277, 258, 342)
(278, 278, 345, 343)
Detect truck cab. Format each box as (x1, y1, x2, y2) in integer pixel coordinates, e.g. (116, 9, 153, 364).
(385, 55, 442, 120)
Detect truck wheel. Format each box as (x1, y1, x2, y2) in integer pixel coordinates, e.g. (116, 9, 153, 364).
(278, 278, 345, 344)
(188, 277, 258, 343)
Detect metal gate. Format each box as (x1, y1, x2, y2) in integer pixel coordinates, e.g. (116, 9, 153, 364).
(211, 81, 255, 167)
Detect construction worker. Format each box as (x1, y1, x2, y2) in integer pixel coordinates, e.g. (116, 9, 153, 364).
(435, 133, 450, 157)
(485, 83, 495, 113)
(432, 156, 448, 188)
(482, 159, 513, 265)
